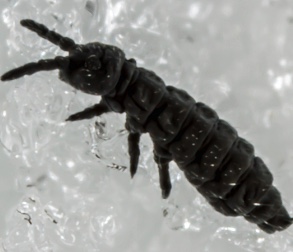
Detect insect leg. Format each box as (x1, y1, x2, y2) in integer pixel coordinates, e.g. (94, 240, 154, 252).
(20, 19, 76, 51)
(127, 132, 141, 178)
(66, 99, 110, 121)
(154, 154, 172, 199)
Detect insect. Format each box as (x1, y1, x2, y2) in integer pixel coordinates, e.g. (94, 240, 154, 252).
(1, 19, 292, 234)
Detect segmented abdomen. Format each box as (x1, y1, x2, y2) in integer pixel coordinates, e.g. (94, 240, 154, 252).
(171, 97, 291, 233)
(122, 68, 291, 233)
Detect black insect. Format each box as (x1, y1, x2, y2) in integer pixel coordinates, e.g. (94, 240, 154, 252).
(2, 19, 292, 234)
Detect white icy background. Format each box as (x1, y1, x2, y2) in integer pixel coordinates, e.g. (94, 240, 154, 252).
(0, 0, 293, 251)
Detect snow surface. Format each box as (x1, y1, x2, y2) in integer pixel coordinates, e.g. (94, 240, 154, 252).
(0, 0, 293, 251)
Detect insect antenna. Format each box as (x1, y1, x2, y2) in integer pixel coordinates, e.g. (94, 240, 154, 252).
(20, 19, 76, 51)
(1, 56, 69, 81)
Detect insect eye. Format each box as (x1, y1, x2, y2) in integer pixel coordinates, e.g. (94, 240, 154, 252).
(84, 55, 101, 71)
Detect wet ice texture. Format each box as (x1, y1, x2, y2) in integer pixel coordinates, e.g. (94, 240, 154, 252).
(1, 0, 293, 251)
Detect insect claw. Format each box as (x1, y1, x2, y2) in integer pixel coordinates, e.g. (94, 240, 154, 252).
(127, 131, 140, 179)
(154, 154, 172, 200)
(66, 102, 110, 122)
(65, 115, 76, 122)
(162, 189, 170, 199)
(130, 167, 136, 178)
(65, 113, 85, 122)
